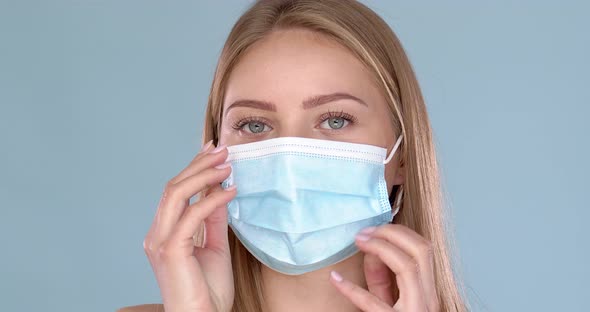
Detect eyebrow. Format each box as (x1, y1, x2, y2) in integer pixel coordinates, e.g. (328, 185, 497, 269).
(225, 99, 277, 114)
(302, 92, 368, 109)
(225, 92, 367, 115)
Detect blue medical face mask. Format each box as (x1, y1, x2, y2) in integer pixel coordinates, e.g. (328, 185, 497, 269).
(221, 135, 404, 275)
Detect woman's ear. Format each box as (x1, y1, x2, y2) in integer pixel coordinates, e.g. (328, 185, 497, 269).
(392, 161, 405, 185)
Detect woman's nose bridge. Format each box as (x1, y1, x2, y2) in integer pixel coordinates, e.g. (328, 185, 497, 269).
(278, 128, 313, 138)
(275, 112, 315, 138)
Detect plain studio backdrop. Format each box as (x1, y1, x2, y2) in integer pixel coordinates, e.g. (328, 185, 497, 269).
(0, 1, 588, 311)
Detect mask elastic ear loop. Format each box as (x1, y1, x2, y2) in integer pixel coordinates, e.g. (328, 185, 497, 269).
(383, 134, 404, 165)
(391, 187, 404, 216)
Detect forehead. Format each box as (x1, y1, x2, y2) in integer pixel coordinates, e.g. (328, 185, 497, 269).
(224, 28, 382, 108)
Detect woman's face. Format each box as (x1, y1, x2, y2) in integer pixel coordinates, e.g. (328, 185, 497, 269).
(219, 28, 404, 190)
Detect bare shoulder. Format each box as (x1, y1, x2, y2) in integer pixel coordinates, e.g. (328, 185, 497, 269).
(116, 303, 165, 312)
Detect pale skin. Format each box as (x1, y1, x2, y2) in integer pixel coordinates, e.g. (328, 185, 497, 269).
(143, 28, 439, 312)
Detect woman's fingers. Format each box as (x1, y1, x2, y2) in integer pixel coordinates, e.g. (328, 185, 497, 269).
(355, 235, 427, 312)
(329, 224, 439, 312)
(168, 184, 237, 253)
(169, 143, 226, 185)
(329, 270, 392, 312)
(142, 142, 237, 312)
(365, 225, 439, 312)
(144, 144, 230, 257)
(363, 253, 395, 306)
(154, 161, 231, 242)
(191, 184, 231, 253)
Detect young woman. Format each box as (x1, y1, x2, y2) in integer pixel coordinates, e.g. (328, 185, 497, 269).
(124, 0, 467, 311)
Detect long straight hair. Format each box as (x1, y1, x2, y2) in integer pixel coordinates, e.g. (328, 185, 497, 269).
(201, 0, 468, 311)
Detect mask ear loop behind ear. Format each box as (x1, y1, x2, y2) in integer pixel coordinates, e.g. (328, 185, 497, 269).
(383, 134, 404, 165)
(391, 187, 404, 216)
(383, 134, 404, 220)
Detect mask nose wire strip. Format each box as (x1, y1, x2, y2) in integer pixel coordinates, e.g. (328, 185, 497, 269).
(383, 135, 404, 165)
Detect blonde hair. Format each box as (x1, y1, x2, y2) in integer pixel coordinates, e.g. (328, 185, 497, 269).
(201, 0, 468, 311)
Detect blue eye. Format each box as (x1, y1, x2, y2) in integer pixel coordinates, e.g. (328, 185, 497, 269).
(319, 117, 349, 129)
(231, 117, 272, 135)
(244, 121, 269, 133)
(318, 111, 356, 130)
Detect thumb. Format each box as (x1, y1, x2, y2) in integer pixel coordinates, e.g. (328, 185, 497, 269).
(364, 252, 395, 306)
(201, 184, 231, 253)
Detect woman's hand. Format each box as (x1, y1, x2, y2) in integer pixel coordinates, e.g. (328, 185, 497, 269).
(329, 224, 440, 312)
(143, 141, 237, 312)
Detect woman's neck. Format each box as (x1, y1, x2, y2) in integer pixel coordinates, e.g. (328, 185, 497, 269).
(260, 252, 366, 312)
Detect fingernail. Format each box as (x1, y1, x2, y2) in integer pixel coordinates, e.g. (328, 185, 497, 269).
(355, 233, 371, 241)
(359, 226, 377, 234)
(330, 270, 343, 282)
(209, 144, 227, 154)
(224, 185, 237, 192)
(200, 140, 213, 152)
(215, 162, 231, 169)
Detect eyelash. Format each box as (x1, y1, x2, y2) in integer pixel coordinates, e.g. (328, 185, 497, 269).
(318, 110, 358, 127)
(230, 110, 358, 134)
(230, 116, 270, 131)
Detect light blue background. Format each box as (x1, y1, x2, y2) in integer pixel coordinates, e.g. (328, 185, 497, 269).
(1, 1, 588, 311)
